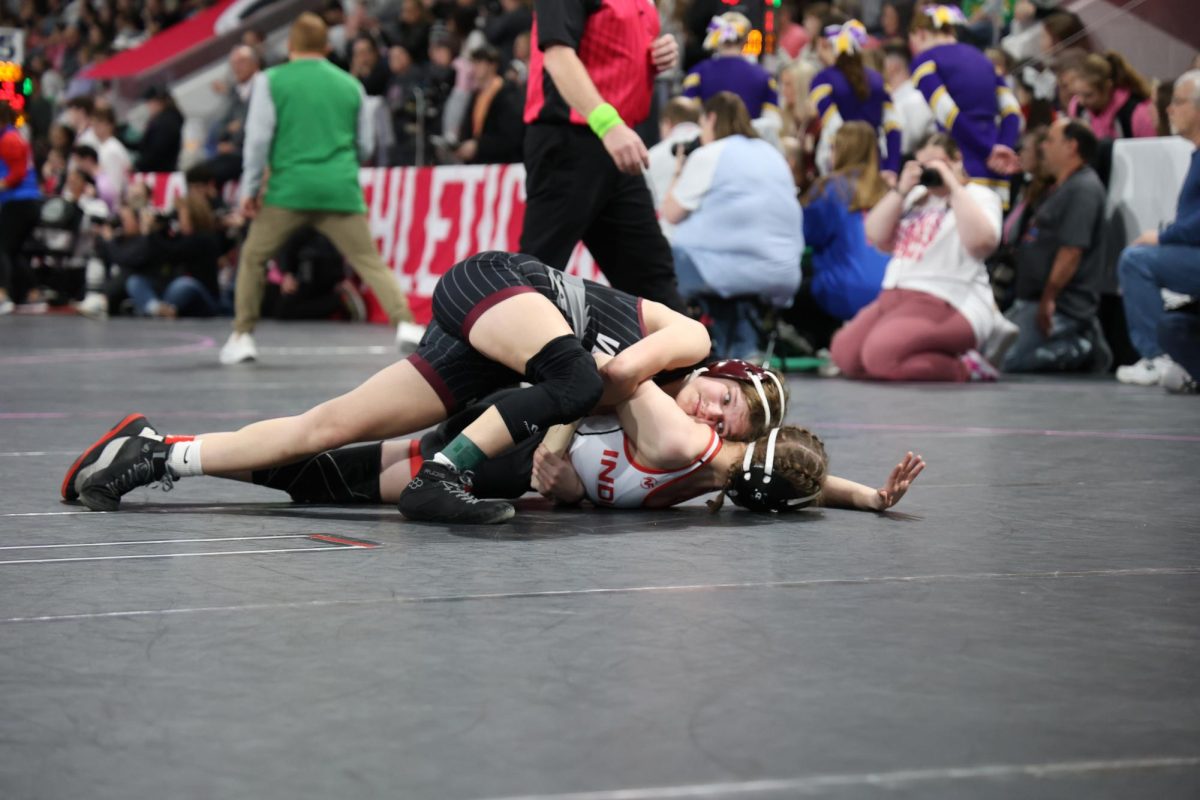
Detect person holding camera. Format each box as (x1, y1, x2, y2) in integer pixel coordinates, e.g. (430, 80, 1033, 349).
(830, 133, 1003, 382)
(645, 97, 702, 239)
(122, 191, 239, 319)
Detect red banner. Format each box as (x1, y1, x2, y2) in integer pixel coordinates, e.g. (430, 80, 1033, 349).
(142, 165, 602, 324)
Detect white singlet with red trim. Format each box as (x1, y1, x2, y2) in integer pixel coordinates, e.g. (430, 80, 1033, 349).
(568, 416, 722, 508)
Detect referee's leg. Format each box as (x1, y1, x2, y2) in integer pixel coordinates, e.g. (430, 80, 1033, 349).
(583, 169, 686, 313)
(519, 125, 611, 269)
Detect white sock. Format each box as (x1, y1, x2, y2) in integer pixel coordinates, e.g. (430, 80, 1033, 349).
(167, 440, 204, 477)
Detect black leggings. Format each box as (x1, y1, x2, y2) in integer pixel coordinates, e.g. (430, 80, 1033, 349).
(0, 199, 40, 298)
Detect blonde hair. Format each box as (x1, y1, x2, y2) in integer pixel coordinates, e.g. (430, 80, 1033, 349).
(806, 120, 888, 211)
(779, 60, 817, 139)
(662, 96, 701, 127)
(1078, 51, 1151, 102)
(708, 426, 828, 512)
(289, 12, 328, 54)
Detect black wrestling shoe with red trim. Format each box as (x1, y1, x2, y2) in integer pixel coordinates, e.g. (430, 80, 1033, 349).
(78, 435, 174, 512)
(61, 414, 160, 502)
(397, 461, 515, 524)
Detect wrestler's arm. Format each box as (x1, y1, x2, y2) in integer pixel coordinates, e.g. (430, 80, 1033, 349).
(597, 301, 710, 406)
(821, 452, 925, 511)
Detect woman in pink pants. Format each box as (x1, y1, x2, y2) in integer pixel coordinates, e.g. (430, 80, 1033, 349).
(830, 133, 1003, 382)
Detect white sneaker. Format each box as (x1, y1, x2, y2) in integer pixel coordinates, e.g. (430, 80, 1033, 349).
(76, 292, 108, 319)
(961, 348, 999, 382)
(1115, 355, 1173, 386)
(0, 298, 13, 316)
(396, 321, 426, 354)
(1160, 361, 1197, 395)
(219, 332, 258, 365)
(982, 314, 1020, 368)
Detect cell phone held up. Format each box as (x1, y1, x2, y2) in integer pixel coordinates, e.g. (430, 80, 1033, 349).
(918, 167, 944, 188)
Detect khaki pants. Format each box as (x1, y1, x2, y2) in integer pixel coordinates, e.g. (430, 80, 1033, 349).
(233, 205, 412, 334)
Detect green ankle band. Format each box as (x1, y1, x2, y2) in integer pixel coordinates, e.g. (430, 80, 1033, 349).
(587, 102, 623, 139)
(439, 434, 487, 472)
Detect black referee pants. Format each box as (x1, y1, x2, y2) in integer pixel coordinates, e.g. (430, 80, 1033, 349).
(519, 124, 685, 313)
(0, 198, 40, 299)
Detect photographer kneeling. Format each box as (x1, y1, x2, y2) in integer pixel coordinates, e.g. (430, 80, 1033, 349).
(122, 191, 239, 318)
(830, 133, 1002, 382)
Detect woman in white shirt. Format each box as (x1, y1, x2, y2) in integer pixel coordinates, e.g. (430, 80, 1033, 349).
(661, 91, 804, 358)
(830, 133, 1003, 381)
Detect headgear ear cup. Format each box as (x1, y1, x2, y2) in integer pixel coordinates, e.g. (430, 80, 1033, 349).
(728, 428, 822, 513)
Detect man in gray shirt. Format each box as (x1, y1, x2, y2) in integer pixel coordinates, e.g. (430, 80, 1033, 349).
(1003, 118, 1112, 373)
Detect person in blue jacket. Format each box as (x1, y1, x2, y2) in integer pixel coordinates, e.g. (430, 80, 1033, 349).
(802, 121, 892, 324)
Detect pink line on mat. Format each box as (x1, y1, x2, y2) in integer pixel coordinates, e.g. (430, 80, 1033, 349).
(0, 333, 216, 365)
(818, 422, 1200, 443)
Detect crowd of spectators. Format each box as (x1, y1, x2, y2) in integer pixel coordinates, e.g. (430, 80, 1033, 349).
(0, 0, 1198, 392)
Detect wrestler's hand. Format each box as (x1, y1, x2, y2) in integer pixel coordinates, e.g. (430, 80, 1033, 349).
(603, 124, 650, 175)
(651, 34, 678, 73)
(871, 452, 925, 510)
(532, 444, 586, 504)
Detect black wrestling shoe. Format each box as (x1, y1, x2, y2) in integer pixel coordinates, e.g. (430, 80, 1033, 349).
(397, 461, 515, 524)
(78, 436, 174, 512)
(61, 414, 159, 502)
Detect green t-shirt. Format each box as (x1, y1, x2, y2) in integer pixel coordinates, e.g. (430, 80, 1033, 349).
(263, 59, 366, 213)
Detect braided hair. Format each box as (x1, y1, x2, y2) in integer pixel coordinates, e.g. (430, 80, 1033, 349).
(708, 426, 828, 513)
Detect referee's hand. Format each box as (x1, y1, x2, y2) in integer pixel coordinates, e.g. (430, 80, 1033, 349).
(602, 124, 650, 175)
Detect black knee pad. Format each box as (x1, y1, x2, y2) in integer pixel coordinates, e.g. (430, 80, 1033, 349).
(252, 443, 383, 504)
(493, 334, 603, 441)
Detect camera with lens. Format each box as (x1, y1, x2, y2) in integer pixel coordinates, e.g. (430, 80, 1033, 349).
(673, 136, 703, 159)
(918, 167, 944, 188)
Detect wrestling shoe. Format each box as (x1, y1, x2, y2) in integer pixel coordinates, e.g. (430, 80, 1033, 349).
(219, 331, 258, 365)
(78, 436, 174, 512)
(61, 414, 160, 502)
(397, 461, 515, 524)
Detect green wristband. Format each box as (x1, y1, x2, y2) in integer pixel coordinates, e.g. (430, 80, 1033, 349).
(587, 102, 624, 138)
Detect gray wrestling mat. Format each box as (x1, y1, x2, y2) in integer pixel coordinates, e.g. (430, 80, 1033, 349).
(2, 316, 1198, 800)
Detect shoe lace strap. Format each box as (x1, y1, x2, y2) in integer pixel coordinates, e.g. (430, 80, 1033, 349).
(439, 479, 483, 505)
(100, 456, 165, 496)
(148, 469, 175, 494)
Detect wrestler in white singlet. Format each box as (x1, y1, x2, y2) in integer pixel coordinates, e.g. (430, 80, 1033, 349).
(568, 416, 723, 508)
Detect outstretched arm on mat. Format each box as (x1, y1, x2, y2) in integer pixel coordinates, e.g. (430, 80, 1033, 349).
(821, 452, 926, 511)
